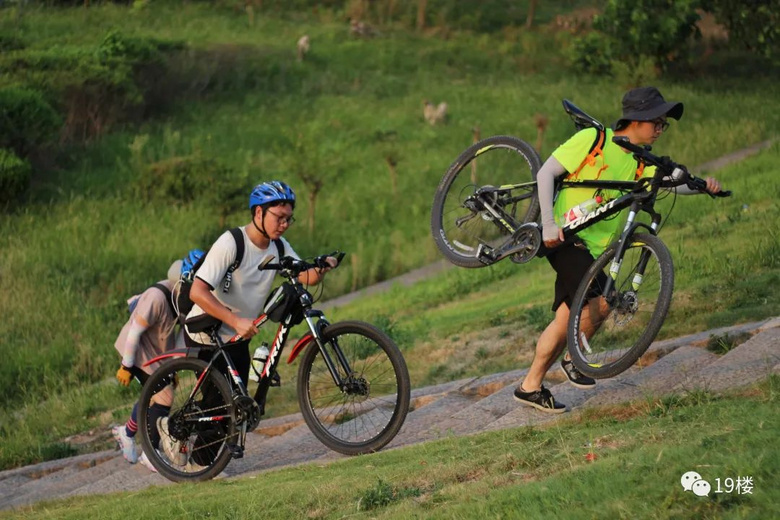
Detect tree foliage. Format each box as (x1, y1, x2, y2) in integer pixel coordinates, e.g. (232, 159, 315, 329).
(570, 0, 701, 74)
(701, 0, 778, 60)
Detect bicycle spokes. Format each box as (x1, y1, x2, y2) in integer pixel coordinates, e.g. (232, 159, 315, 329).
(298, 322, 410, 453)
(431, 136, 540, 268)
(568, 235, 673, 378)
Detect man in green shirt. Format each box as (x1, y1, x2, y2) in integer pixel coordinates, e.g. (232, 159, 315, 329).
(514, 87, 722, 413)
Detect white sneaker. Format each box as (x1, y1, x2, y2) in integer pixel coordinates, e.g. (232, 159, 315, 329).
(138, 451, 158, 473)
(112, 425, 138, 464)
(157, 417, 187, 466)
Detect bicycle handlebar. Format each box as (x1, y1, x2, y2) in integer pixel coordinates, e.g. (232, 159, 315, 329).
(258, 251, 346, 276)
(612, 136, 731, 198)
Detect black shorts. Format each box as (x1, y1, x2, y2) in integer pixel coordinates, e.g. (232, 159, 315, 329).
(184, 334, 251, 385)
(546, 243, 607, 312)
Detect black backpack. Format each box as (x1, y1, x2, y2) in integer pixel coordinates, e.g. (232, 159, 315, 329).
(175, 227, 285, 326)
(561, 99, 645, 181)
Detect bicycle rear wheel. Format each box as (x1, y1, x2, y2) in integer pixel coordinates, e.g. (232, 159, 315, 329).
(431, 135, 541, 268)
(567, 233, 674, 379)
(297, 321, 410, 455)
(137, 357, 236, 482)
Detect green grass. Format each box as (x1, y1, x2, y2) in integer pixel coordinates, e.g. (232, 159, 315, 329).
(1, 3, 779, 470)
(4, 377, 778, 519)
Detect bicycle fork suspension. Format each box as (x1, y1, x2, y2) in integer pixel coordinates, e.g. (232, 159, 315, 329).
(606, 210, 660, 295)
(306, 317, 354, 390)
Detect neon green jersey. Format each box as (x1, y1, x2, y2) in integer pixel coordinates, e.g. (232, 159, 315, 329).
(551, 128, 656, 257)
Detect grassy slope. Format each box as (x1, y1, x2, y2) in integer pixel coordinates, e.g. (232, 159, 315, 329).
(1, 143, 777, 471)
(4, 379, 778, 519)
(0, 3, 779, 469)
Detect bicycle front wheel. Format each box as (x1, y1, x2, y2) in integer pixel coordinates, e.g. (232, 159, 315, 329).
(137, 357, 236, 482)
(297, 321, 410, 455)
(431, 135, 541, 268)
(567, 233, 674, 379)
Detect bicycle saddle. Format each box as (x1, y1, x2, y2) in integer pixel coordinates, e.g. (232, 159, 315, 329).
(562, 99, 605, 132)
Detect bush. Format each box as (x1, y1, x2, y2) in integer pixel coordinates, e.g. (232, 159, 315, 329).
(0, 87, 61, 157)
(570, 0, 701, 73)
(136, 155, 249, 225)
(0, 34, 26, 52)
(569, 32, 615, 74)
(0, 31, 185, 144)
(0, 148, 32, 205)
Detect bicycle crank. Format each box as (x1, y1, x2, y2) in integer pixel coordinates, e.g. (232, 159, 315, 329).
(476, 222, 541, 265)
(234, 395, 262, 432)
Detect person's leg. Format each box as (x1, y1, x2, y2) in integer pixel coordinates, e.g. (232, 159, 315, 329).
(521, 303, 569, 392)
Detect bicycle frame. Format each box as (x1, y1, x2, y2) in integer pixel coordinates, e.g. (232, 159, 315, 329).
(470, 168, 670, 302)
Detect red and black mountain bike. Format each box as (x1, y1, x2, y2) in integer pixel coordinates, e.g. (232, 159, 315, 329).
(137, 253, 410, 482)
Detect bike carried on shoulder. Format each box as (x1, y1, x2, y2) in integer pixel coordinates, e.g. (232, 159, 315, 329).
(137, 252, 411, 482)
(431, 100, 730, 380)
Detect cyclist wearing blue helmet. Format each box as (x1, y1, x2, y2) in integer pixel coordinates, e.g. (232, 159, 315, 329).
(186, 181, 339, 386)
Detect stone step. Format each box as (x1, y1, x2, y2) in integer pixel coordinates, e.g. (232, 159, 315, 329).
(229, 423, 328, 476)
(582, 346, 720, 407)
(414, 378, 527, 440)
(388, 392, 482, 447)
(674, 327, 780, 393)
(2, 454, 161, 510)
(64, 459, 168, 499)
(645, 318, 773, 357)
(482, 368, 639, 431)
(0, 451, 118, 509)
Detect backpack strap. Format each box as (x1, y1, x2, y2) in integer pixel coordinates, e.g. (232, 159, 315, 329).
(567, 128, 607, 180)
(151, 283, 175, 317)
(635, 160, 646, 180)
(223, 227, 245, 293)
(273, 238, 285, 259)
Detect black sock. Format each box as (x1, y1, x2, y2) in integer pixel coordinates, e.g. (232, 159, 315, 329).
(147, 403, 171, 450)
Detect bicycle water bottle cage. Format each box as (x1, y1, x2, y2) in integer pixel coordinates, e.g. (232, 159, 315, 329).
(562, 99, 605, 132)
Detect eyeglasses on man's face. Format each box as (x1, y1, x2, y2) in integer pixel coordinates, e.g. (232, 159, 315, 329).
(649, 118, 670, 132)
(266, 210, 295, 226)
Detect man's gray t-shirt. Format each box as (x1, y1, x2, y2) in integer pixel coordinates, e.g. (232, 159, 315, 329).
(186, 227, 299, 343)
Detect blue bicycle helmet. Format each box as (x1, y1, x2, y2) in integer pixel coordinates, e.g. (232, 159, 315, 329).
(181, 249, 205, 281)
(249, 181, 296, 210)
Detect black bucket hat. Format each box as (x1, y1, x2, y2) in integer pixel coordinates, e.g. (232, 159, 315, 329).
(614, 86, 684, 128)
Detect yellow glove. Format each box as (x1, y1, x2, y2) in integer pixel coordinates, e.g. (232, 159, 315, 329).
(116, 365, 133, 386)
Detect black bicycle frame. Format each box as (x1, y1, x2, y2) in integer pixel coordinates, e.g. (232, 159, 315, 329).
(475, 170, 668, 302)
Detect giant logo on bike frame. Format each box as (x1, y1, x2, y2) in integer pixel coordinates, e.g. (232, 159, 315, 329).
(564, 199, 618, 231)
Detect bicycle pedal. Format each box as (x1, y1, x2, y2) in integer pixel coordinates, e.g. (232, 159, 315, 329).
(269, 372, 281, 387)
(476, 244, 497, 265)
(227, 443, 244, 459)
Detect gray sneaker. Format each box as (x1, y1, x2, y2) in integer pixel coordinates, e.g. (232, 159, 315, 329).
(157, 417, 188, 466)
(513, 385, 567, 413)
(561, 358, 596, 389)
(138, 450, 158, 473)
